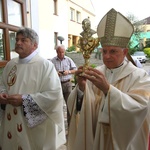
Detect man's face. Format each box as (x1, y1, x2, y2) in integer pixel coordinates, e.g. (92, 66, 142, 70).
(57, 47, 65, 60)
(15, 34, 37, 58)
(102, 46, 128, 69)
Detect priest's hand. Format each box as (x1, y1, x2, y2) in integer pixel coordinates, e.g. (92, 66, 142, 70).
(75, 66, 87, 92)
(83, 67, 110, 95)
(0, 93, 9, 104)
(7, 94, 23, 106)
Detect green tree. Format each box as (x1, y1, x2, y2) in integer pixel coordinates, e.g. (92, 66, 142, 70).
(144, 47, 150, 58)
(66, 45, 76, 52)
(126, 13, 146, 54)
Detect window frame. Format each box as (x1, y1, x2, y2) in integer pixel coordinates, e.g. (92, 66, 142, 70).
(70, 8, 75, 21)
(76, 11, 81, 23)
(0, 0, 27, 67)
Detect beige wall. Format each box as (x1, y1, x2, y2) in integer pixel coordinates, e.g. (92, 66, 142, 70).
(28, 0, 69, 59)
(68, 0, 96, 36)
(68, 0, 97, 49)
(27, 0, 96, 58)
(144, 25, 150, 32)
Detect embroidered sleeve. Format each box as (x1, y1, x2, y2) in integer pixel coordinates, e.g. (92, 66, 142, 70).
(22, 94, 47, 128)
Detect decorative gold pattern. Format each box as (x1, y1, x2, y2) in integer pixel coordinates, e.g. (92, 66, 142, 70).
(77, 18, 100, 69)
(100, 9, 132, 48)
(7, 65, 17, 87)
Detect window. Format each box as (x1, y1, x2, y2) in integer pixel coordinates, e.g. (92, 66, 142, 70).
(7, 0, 22, 26)
(76, 11, 81, 23)
(0, 0, 27, 67)
(70, 8, 75, 21)
(53, 0, 58, 15)
(9, 31, 18, 59)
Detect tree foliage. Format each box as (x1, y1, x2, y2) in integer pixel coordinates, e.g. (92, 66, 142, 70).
(126, 13, 147, 54)
(66, 45, 76, 52)
(144, 47, 150, 57)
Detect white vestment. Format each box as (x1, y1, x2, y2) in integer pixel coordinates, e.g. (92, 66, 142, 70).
(67, 60, 150, 150)
(0, 54, 66, 150)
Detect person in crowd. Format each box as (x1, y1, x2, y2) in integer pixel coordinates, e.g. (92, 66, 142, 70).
(0, 27, 66, 150)
(51, 45, 77, 126)
(67, 8, 150, 150)
(95, 46, 102, 60)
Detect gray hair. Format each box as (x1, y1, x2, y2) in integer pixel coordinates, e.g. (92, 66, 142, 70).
(16, 27, 39, 44)
(55, 45, 65, 51)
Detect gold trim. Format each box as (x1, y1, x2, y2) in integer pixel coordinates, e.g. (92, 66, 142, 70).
(100, 8, 133, 48)
(7, 65, 17, 87)
(77, 18, 100, 69)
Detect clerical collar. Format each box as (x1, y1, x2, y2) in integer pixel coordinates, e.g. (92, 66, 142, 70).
(107, 61, 124, 73)
(19, 50, 38, 64)
(116, 61, 124, 68)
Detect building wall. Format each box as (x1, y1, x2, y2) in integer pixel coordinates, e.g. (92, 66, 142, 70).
(68, 2, 96, 35)
(28, 0, 96, 59)
(144, 24, 150, 32)
(68, 0, 97, 49)
(29, 0, 69, 59)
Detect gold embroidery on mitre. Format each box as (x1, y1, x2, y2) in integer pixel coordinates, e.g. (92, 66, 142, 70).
(101, 9, 131, 48)
(97, 8, 134, 48)
(7, 65, 17, 87)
